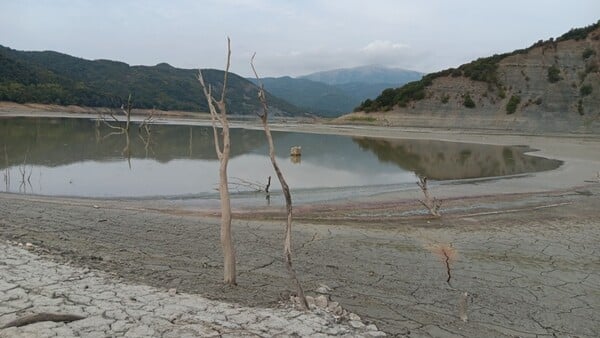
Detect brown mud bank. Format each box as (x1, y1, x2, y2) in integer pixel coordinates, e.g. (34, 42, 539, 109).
(0, 101, 204, 118)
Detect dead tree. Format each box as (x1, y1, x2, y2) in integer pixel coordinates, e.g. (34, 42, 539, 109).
(101, 94, 133, 134)
(138, 110, 155, 158)
(251, 53, 309, 309)
(198, 38, 236, 285)
(99, 94, 134, 168)
(417, 176, 442, 217)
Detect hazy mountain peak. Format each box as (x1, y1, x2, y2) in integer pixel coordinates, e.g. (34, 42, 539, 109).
(299, 65, 423, 85)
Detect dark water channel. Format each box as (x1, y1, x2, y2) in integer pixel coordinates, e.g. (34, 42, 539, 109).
(0, 117, 561, 200)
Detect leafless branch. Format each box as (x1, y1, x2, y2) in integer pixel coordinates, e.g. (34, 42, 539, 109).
(17, 150, 33, 193)
(229, 176, 271, 193)
(97, 95, 134, 169)
(198, 74, 224, 159)
(138, 110, 155, 158)
(100, 94, 133, 132)
(251, 53, 309, 310)
(417, 176, 442, 217)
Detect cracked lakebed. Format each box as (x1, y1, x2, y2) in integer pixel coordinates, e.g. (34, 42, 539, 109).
(1, 127, 599, 337)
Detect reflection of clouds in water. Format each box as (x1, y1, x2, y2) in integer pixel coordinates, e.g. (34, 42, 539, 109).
(231, 154, 415, 191)
(4, 160, 219, 197)
(0, 118, 561, 199)
(3, 154, 416, 198)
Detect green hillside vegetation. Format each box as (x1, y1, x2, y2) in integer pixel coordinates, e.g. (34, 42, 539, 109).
(0, 45, 303, 115)
(248, 76, 355, 116)
(357, 20, 600, 112)
(249, 66, 423, 116)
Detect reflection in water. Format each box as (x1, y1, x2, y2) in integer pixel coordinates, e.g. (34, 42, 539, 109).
(353, 137, 561, 180)
(0, 117, 561, 198)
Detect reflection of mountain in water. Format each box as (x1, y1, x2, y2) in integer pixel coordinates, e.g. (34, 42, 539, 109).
(352, 137, 562, 180)
(0, 117, 562, 181)
(255, 131, 404, 174)
(0, 117, 272, 168)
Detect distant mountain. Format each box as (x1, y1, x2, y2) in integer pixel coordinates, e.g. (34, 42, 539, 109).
(333, 82, 405, 104)
(0, 45, 304, 115)
(250, 65, 423, 116)
(299, 65, 423, 85)
(248, 76, 356, 117)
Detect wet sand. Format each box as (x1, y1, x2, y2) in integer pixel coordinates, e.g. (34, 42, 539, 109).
(1, 119, 599, 336)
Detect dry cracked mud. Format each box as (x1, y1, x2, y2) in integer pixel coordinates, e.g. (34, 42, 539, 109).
(1, 183, 599, 337)
(0, 241, 384, 337)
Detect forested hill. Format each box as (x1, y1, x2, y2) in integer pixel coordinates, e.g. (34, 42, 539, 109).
(0, 45, 303, 115)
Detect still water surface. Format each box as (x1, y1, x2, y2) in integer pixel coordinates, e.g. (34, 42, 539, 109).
(0, 117, 561, 199)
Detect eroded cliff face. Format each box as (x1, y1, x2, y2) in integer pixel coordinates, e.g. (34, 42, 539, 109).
(348, 27, 600, 133)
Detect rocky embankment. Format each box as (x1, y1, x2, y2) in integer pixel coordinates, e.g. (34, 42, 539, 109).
(343, 25, 600, 133)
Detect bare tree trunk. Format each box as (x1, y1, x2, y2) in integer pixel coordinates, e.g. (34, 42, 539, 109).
(219, 114, 235, 285)
(417, 176, 442, 217)
(251, 54, 308, 309)
(198, 38, 236, 285)
(122, 94, 132, 132)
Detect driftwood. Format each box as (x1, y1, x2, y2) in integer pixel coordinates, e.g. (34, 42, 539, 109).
(251, 53, 309, 310)
(2, 313, 85, 329)
(228, 176, 271, 193)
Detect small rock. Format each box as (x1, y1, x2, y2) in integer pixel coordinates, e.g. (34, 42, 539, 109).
(168, 288, 177, 296)
(316, 284, 331, 294)
(349, 320, 365, 329)
(365, 324, 378, 331)
(332, 306, 344, 316)
(314, 295, 328, 308)
(305, 295, 315, 306)
(93, 205, 100, 209)
(25, 242, 33, 247)
(348, 313, 361, 321)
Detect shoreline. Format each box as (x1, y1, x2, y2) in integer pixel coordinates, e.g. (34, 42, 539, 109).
(2, 109, 599, 203)
(1, 110, 600, 336)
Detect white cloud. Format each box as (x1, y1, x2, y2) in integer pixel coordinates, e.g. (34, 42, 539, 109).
(2, 0, 599, 77)
(361, 40, 409, 53)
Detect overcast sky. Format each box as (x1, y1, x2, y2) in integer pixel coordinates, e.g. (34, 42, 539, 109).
(1, 0, 598, 77)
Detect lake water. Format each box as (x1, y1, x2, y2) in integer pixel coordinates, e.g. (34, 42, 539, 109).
(0, 117, 561, 201)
